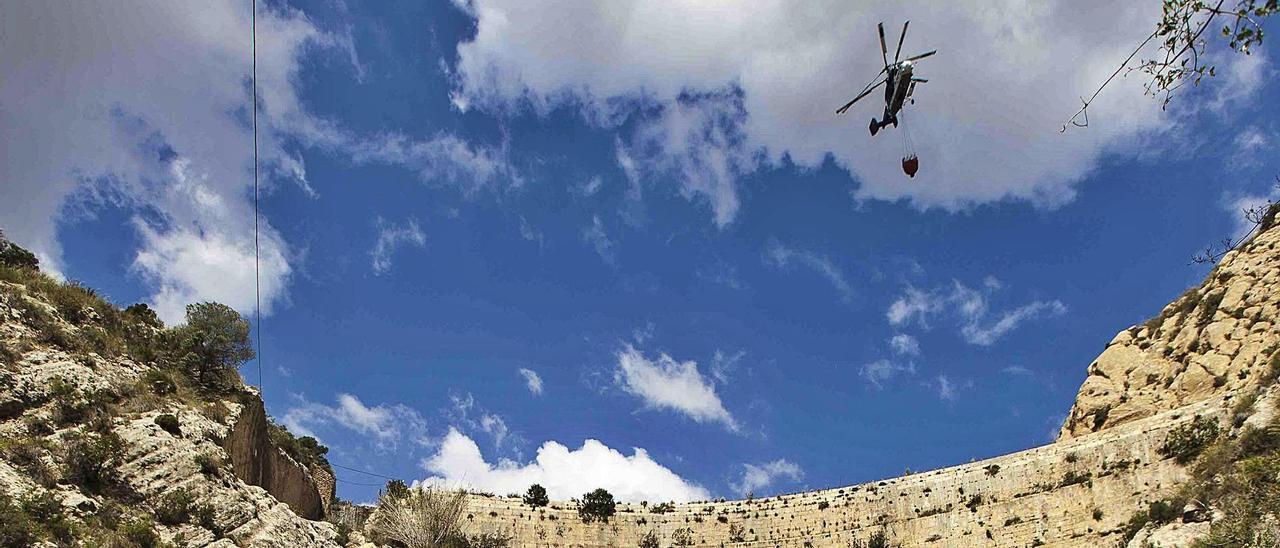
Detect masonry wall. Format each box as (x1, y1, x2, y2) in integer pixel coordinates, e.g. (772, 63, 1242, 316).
(456, 394, 1235, 547)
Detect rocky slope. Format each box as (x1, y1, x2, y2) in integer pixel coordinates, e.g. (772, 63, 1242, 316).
(0, 267, 340, 546)
(1059, 217, 1280, 439)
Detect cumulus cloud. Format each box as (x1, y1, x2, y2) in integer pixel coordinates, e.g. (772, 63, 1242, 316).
(1, 1, 509, 324)
(420, 428, 709, 503)
(859, 359, 916, 389)
(445, 0, 1203, 225)
(731, 459, 804, 497)
(284, 393, 430, 451)
(371, 217, 426, 274)
(517, 368, 544, 395)
(886, 279, 1066, 345)
(764, 240, 853, 302)
(614, 345, 737, 431)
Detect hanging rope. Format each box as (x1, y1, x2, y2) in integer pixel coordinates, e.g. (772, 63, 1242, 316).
(251, 0, 264, 393)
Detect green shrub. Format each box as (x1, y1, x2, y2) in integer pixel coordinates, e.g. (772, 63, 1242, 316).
(577, 488, 616, 523)
(671, 527, 695, 547)
(268, 420, 330, 466)
(195, 452, 224, 476)
(155, 489, 194, 526)
(142, 369, 177, 396)
(850, 530, 892, 548)
(154, 413, 181, 436)
(523, 484, 549, 507)
(1159, 416, 1221, 464)
(0, 492, 38, 547)
(650, 502, 674, 514)
(117, 516, 162, 548)
(638, 529, 661, 548)
(63, 431, 127, 491)
(0, 234, 39, 270)
(22, 491, 75, 543)
(1059, 471, 1092, 488)
(1092, 507, 1104, 521)
(384, 479, 411, 500)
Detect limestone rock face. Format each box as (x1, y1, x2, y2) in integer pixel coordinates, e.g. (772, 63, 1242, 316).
(0, 279, 338, 546)
(1059, 223, 1280, 440)
(223, 394, 333, 520)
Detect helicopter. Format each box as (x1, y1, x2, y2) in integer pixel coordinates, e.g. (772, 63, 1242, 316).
(836, 21, 936, 137)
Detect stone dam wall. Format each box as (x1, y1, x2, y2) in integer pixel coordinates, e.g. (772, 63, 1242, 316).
(457, 394, 1236, 547)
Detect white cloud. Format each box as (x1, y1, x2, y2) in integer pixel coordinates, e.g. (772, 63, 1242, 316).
(1, 1, 509, 324)
(710, 350, 745, 385)
(420, 427, 709, 503)
(614, 344, 737, 431)
(859, 359, 916, 389)
(731, 459, 804, 497)
(764, 240, 853, 302)
(283, 393, 430, 451)
(445, 0, 1205, 225)
(889, 334, 920, 356)
(517, 216, 544, 246)
(582, 215, 616, 265)
(446, 391, 523, 454)
(887, 280, 1066, 345)
(371, 217, 426, 275)
(961, 300, 1067, 346)
(936, 375, 960, 402)
(517, 368, 544, 396)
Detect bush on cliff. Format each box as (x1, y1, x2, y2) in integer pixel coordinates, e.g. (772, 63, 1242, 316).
(577, 488, 616, 523)
(1159, 416, 1221, 464)
(169, 302, 254, 390)
(523, 484, 549, 508)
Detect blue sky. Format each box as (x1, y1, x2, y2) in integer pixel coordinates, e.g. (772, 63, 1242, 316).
(2, 0, 1277, 503)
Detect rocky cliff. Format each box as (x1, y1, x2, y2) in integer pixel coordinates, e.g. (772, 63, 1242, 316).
(1059, 218, 1280, 439)
(0, 268, 340, 546)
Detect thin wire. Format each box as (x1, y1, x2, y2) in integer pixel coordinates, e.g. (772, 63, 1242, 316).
(335, 477, 389, 487)
(252, 0, 263, 392)
(1061, 29, 1159, 132)
(332, 462, 400, 481)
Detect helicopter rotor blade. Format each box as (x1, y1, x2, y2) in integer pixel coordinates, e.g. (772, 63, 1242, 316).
(906, 50, 937, 62)
(836, 74, 886, 114)
(895, 21, 909, 63)
(877, 23, 888, 68)
(910, 77, 928, 83)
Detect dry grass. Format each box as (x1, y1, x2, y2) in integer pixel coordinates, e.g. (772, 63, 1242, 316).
(369, 485, 469, 548)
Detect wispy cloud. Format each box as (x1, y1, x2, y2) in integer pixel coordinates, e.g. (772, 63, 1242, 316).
(934, 375, 974, 402)
(582, 215, 616, 265)
(764, 240, 853, 302)
(283, 393, 430, 451)
(518, 368, 544, 396)
(859, 359, 916, 389)
(887, 279, 1066, 346)
(370, 217, 426, 275)
(889, 334, 920, 356)
(614, 344, 738, 431)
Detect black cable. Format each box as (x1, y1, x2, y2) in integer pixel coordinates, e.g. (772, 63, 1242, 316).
(331, 462, 399, 481)
(251, 0, 263, 393)
(335, 477, 390, 488)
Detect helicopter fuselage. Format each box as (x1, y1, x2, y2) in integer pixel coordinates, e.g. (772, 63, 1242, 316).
(882, 61, 914, 121)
